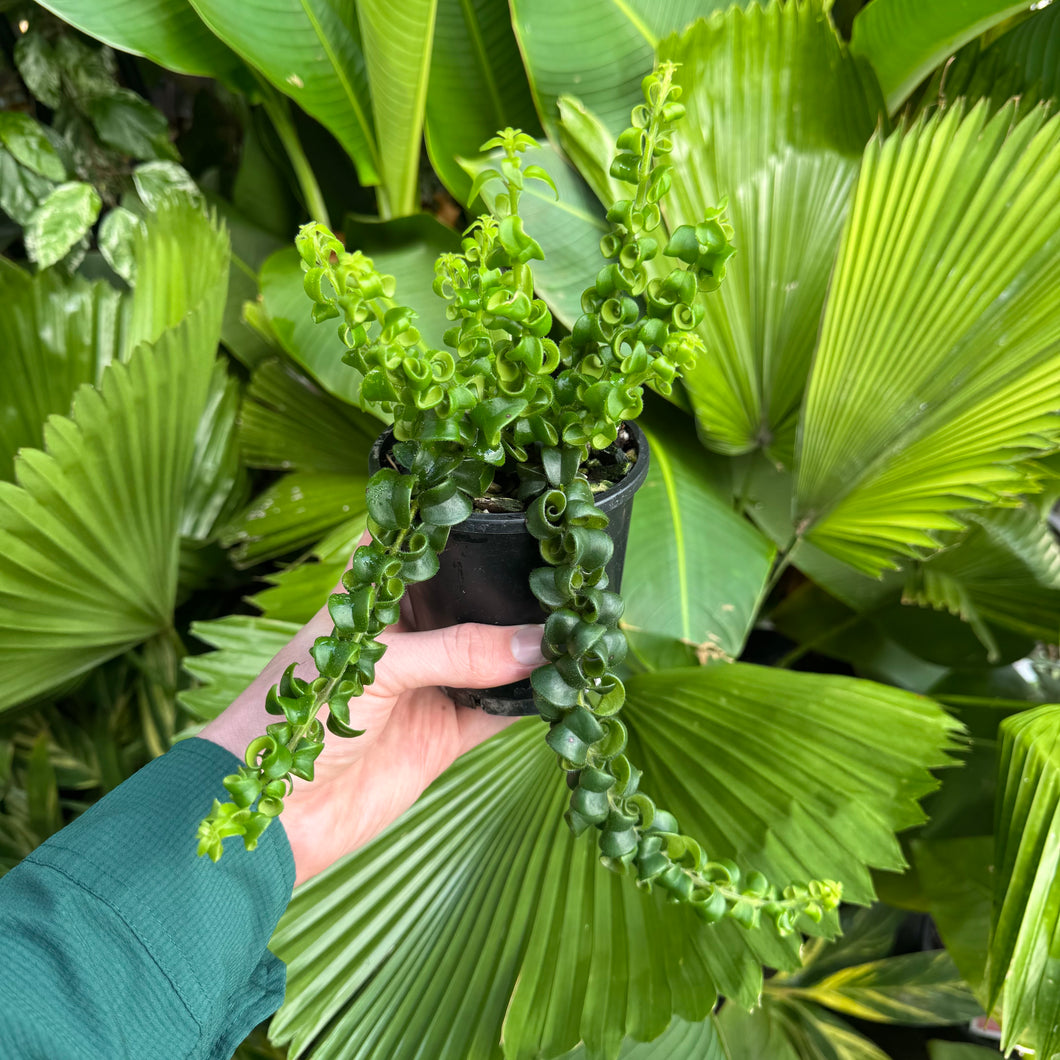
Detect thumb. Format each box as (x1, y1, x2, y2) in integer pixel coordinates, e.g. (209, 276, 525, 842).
(374, 622, 547, 697)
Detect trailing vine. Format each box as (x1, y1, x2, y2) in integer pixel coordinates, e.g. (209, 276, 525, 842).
(197, 63, 841, 933)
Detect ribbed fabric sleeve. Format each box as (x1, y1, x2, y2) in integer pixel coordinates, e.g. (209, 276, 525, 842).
(0, 738, 295, 1060)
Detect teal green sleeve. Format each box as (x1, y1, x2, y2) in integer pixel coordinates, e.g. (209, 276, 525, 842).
(0, 738, 295, 1060)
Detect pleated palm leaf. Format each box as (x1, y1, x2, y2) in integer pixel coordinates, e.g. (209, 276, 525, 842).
(180, 618, 956, 1060)
(522, 3, 1060, 1055)
(0, 198, 233, 711)
(237, 4, 1060, 1058)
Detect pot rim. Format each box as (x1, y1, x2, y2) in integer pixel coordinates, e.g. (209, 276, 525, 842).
(367, 421, 651, 535)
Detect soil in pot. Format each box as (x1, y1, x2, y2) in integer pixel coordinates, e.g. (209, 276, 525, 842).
(368, 423, 650, 715)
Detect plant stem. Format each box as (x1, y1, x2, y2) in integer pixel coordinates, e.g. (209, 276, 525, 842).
(774, 611, 864, 669)
(280, 522, 415, 759)
(763, 543, 798, 599)
(633, 62, 676, 215)
(256, 77, 330, 228)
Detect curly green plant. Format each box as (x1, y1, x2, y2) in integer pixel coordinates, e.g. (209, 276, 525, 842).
(197, 64, 842, 933)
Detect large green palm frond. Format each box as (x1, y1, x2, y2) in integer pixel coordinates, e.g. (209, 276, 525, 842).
(269, 665, 957, 1060)
(987, 703, 1060, 1058)
(126, 197, 229, 356)
(795, 101, 1060, 576)
(218, 358, 372, 572)
(847, 0, 1035, 114)
(903, 503, 1060, 660)
(180, 360, 248, 544)
(0, 203, 229, 711)
(272, 720, 746, 1060)
(181, 616, 298, 721)
(624, 665, 959, 909)
(659, 0, 885, 458)
(0, 268, 126, 479)
(558, 1015, 725, 1060)
(509, 0, 731, 141)
(0, 197, 227, 489)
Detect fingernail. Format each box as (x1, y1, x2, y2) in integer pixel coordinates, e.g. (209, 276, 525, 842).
(511, 625, 547, 666)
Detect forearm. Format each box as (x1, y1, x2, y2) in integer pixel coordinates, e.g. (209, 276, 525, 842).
(0, 738, 294, 1060)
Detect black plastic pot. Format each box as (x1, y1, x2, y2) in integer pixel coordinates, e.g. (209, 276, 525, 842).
(368, 422, 650, 715)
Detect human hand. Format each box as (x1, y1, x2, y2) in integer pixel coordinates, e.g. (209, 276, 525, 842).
(199, 606, 545, 885)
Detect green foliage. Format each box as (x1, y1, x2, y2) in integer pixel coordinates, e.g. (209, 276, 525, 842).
(795, 100, 1060, 576)
(781, 951, 981, 1026)
(849, 0, 1034, 112)
(426, 0, 542, 203)
(721, 997, 893, 1060)
(1, 634, 181, 875)
(927, 1042, 1001, 1060)
(24, 181, 101, 268)
(915, 837, 994, 998)
(271, 682, 949, 1059)
(181, 616, 299, 722)
(903, 505, 1060, 660)
(7, 2, 1060, 1056)
(622, 414, 776, 665)
(914, 1, 1060, 124)
(462, 137, 613, 329)
(0, 13, 199, 273)
(33, 0, 245, 81)
(987, 703, 1060, 1057)
(273, 719, 739, 1058)
(510, 0, 734, 139)
(356, 0, 437, 217)
(722, 906, 980, 1058)
(0, 268, 119, 479)
(657, 0, 886, 458)
(0, 200, 230, 710)
(198, 67, 843, 939)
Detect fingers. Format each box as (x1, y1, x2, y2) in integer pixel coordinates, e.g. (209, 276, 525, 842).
(373, 622, 546, 697)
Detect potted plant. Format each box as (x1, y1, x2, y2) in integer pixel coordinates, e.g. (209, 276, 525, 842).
(195, 63, 841, 935)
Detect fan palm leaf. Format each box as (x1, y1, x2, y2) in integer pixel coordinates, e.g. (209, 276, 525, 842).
(660, 1, 886, 457)
(795, 100, 1060, 576)
(268, 665, 957, 1059)
(0, 204, 229, 709)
